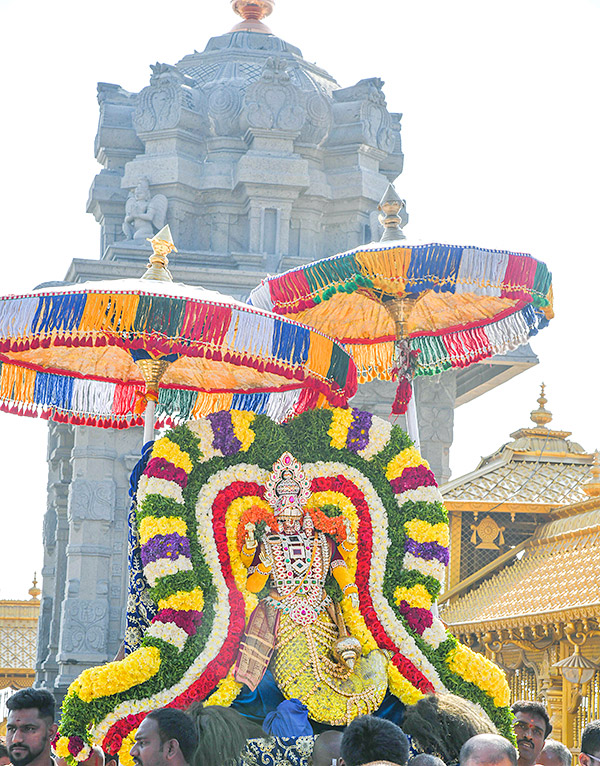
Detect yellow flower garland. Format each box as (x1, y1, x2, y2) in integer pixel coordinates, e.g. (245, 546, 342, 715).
(394, 584, 433, 610)
(152, 438, 194, 473)
(387, 662, 425, 705)
(118, 730, 137, 766)
(69, 647, 161, 703)
(204, 668, 243, 706)
(404, 519, 449, 547)
(139, 516, 187, 545)
(327, 407, 354, 449)
(385, 447, 429, 480)
(158, 587, 204, 612)
(231, 411, 256, 452)
(447, 644, 510, 707)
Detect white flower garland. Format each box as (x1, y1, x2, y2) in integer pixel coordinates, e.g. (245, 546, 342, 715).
(395, 485, 443, 506)
(358, 417, 392, 460)
(402, 552, 446, 585)
(137, 476, 184, 504)
(144, 558, 193, 587)
(146, 622, 189, 651)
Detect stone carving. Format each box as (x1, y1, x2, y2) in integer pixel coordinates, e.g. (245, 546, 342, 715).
(332, 78, 395, 152)
(133, 63, 199, 133)
(206, 82, 243, 136)
(299, 90, 333, 146)
(36, 597, 53, 668)
(122, 178, 168, 240)
(68, 479, 116, 521)
(244, 58, 306, 132)
(42, 507, 57, 549)
(61, 600, 108, 654)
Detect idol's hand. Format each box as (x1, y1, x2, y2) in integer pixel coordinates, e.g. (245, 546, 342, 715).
(342, 517, 356, 544)
(349, 592, 359, 610)
(244, 521, 257, 547)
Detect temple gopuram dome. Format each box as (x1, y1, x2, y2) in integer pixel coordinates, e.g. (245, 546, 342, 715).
(89, 0, 403, 267)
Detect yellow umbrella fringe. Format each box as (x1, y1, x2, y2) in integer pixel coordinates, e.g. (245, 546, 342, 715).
(80, 293, 140, 334)
(0, 363, 36, 403)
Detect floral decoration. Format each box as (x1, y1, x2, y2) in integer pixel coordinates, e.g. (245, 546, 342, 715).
(55, 407, 511, 763)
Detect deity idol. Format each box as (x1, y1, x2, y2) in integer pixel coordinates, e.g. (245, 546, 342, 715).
(234, 452, 388, 723)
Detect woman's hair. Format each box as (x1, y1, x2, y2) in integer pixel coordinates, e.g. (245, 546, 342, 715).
(402, 693, 497, 764)
(187, 702, 265, 766)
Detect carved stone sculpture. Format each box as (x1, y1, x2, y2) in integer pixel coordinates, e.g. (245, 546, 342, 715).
(122, 178, 168, 240)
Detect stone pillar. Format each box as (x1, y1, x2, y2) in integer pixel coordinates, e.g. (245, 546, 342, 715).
(36, 423, 73, 690)
(414, 372, 457, 485)
(52, 426, 140, 696)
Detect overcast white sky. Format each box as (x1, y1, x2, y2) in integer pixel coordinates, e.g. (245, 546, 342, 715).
(0, 0, 599, 598)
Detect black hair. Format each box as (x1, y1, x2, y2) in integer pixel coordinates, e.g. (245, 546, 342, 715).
(581, 721, 600, 757)
(459, 734, 517, 766)
(186, 702, 265, 766)
(146, 709, 198, 763)
(408, 756, 446, 766)
(6, 689, 56, 723)
(0, 743, 9, 759)
(340, 715, 409, 766)
(103, 752, 119, 766)
(511, 701, 552, 739)
(402, 693, 497, 764)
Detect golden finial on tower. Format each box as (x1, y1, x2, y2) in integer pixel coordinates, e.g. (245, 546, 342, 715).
(29, 573, 41, 601)
(142, 225, 176, 282)
(378, 184, 408, 242)
(583, 451, 600, 498)
(230, 0, 275, 33)
(530, 383, 553, 427)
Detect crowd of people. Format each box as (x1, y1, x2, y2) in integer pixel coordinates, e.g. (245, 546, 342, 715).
(1, 688, 598, 766)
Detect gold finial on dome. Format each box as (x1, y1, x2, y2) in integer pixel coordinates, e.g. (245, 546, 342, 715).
(530, 383, 553, 427)
(230, 1, 274, 33)
(142, 225, 176, 282)
(583, 451, 600, 498)
(29, 573, 41, 601)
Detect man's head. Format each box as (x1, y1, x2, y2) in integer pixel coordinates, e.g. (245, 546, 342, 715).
(580, 720, 600, 766)
(130, 709, 198, 766)
(0, 742, 11, 766)
(511, 701, 552, 766)
(460, 734, 518, 766)
(313, 731, 344, 766)
(538, 740, 571, 766)
(6, 688, 57, 766)
(340, 715, 409, 766)
(408, 756, 446, 766)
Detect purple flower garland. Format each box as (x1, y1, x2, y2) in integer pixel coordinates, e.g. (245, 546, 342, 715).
(208, 411, 242, 456)
(141, 533, 191, 567)
(346, 409, 372, 452)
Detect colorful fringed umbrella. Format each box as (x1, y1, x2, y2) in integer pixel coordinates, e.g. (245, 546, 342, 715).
(0, 228, 356, 440)
(249, 187, 553, 432)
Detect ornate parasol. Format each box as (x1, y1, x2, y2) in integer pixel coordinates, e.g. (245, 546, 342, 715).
(0, 227, 356, 441)
(249, 186, 554, 441)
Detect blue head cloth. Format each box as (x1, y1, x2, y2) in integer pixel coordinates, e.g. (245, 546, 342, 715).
(263, 699, 313, 738)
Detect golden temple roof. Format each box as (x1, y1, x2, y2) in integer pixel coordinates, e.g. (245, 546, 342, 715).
(442, 386, 594, 507)
(441, 502, 600, 630)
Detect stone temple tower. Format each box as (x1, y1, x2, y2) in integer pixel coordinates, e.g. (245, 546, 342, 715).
(35, 0, 536, 696)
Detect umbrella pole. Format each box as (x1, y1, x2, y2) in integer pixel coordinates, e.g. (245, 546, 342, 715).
(135, 359, 171, 446)
(143, 399, 157, 444)
(406, 388, 420, 450)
